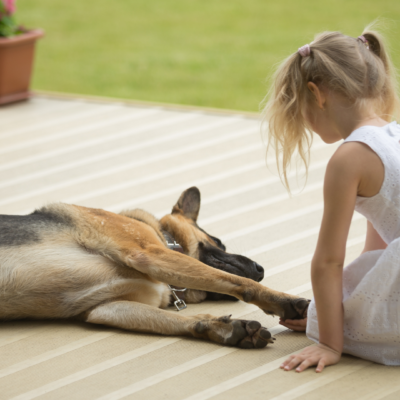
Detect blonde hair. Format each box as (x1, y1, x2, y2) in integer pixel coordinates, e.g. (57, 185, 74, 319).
(262, 24, 400, 190)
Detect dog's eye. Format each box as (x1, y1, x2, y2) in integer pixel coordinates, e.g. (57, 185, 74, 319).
(210, 236, 226, 251)
(214, 238, 222, 246)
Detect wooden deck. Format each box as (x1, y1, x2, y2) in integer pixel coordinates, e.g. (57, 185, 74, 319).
(0, 94, 398, 400)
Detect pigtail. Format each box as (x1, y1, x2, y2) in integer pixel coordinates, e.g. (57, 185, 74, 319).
(262, 53, 312, 191)
(361, 26, 400, 120)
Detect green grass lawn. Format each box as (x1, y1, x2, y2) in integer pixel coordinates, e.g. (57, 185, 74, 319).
(19, 0, 400, 111)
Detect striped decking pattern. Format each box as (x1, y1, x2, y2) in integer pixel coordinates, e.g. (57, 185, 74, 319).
(0, 95, 398, 400)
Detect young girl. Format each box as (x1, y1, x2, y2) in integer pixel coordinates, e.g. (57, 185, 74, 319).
(263, 26, 400, 372)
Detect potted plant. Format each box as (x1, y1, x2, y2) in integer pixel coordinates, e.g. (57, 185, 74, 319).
(0, 0, 43, 105)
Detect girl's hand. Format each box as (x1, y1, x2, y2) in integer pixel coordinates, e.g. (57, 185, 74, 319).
(279, 318, 307, 332)
(280, 344, 341, 373)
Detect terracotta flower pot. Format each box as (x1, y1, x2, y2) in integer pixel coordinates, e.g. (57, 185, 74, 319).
(0, 29, 43, 105)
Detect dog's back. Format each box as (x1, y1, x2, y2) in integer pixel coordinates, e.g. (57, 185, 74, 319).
(0, 208, 117, 320)
(0, 210, 68, 247)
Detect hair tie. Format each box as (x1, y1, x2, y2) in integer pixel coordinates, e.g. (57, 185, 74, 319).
(298, 44, 311, 57)
(358, 35, 369, 50)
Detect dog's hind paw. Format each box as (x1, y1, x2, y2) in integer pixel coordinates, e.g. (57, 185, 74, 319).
(236, 320, 274, 349)
(193, 315, 274, 349)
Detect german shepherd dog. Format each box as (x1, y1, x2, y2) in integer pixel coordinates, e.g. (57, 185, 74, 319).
(0, 187, 309, 349)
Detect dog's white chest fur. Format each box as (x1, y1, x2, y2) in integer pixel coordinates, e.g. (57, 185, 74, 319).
(119, 279, 171, 308)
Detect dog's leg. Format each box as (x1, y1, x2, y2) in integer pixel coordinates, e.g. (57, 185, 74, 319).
(84, 301, 274, 349)
(128, 247, 309, 320)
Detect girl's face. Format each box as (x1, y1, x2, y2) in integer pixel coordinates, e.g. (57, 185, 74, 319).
(304, 83, 352, 143)
(304, 100, 343, 144)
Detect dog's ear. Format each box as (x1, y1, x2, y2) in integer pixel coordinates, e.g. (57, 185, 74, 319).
(172, 187, 201, 222)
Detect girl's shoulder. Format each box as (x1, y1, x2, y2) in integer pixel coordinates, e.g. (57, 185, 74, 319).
(326, 132, 387, 200)
(328, 122, 400, 198)
(328, 124, 393, 184)
(329, 140, 374, 177)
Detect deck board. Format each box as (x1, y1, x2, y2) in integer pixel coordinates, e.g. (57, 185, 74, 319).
(0, 95, 381, 400)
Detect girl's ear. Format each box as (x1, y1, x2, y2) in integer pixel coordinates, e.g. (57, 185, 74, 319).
(307, 82, 326, 110)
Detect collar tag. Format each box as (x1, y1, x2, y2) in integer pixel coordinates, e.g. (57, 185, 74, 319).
(168, 285, 187, 311)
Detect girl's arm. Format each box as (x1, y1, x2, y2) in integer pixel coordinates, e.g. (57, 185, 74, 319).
(281, 142, 364, 372)
(311, 146, 358, 354)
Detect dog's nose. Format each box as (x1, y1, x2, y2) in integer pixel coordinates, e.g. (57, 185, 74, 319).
(254, 262, 264, 282)
(254, 262, 264, 273)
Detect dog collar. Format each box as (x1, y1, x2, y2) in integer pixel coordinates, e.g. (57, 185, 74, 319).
(163, 232, 184, 253)
(163, 232, 187, 311)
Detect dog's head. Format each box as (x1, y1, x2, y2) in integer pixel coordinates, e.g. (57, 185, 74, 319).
(160, 187, 264, 301)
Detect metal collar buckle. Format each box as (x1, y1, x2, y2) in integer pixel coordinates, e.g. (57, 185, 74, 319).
(163, 232, 187, 311)
(168, 285, 187, 311)
(166, 240, 184, 253)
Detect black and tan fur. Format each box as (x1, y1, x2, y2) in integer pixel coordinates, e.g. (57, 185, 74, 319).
(0, 187, 309, 349)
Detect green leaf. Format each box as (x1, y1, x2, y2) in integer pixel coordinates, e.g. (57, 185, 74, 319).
(0, 12, 19, 37)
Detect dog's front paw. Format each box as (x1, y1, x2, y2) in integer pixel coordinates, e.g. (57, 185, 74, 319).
(258, 295, 310, 320)
(193, 315, 274, 349)
(279, 298, 310, 320)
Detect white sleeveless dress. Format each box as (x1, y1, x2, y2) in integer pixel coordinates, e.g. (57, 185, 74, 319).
(306, 122, 400, 365)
